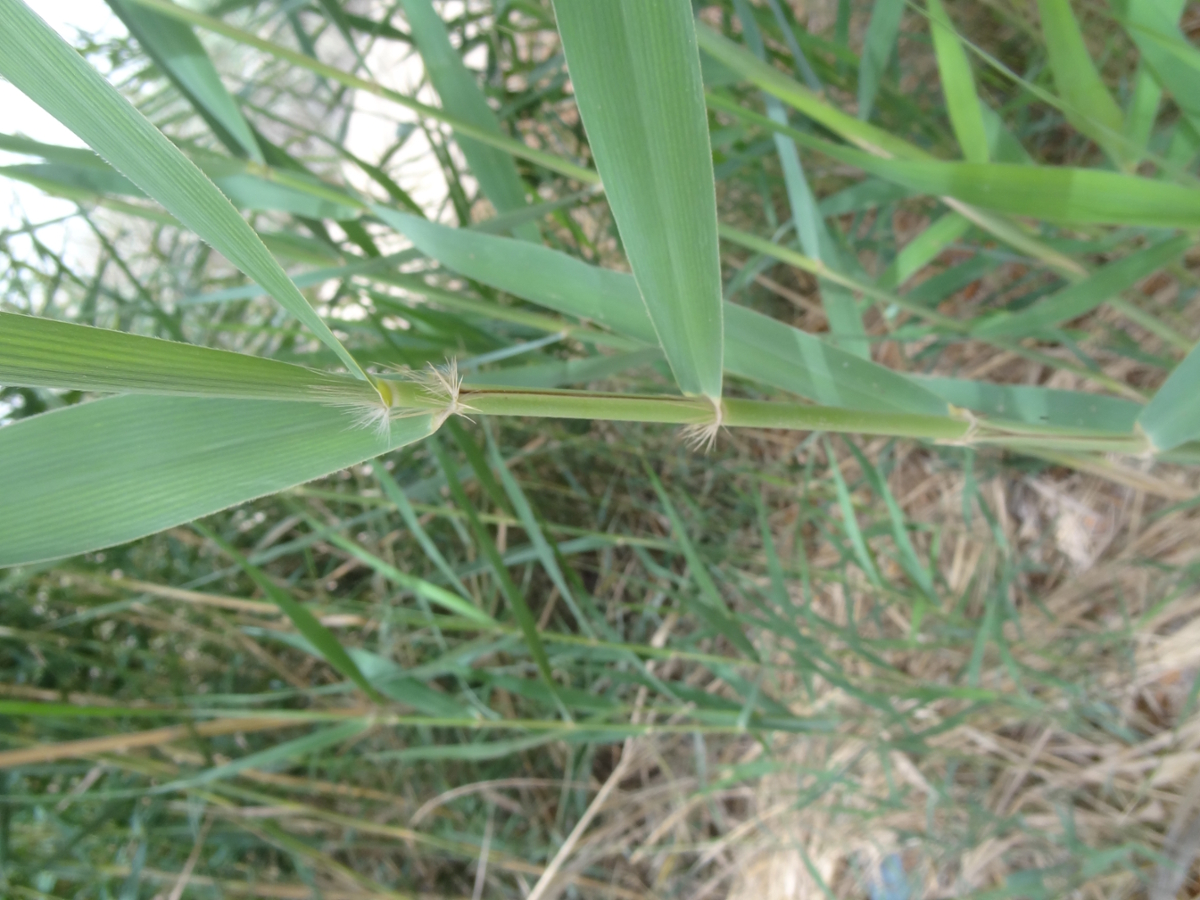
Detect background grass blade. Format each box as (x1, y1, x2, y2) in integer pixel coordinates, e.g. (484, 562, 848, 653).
(0, 397, 434, 566)
(733, 0, 868, 358)
(858, 0, 906, 123)
(975, 236, 1190, 338)
(927, 0, 989, 163)
(429, 437, 563, 707)
(552, 0, 724, 400)
(0, 312, 376, 403)
(105, 0, 264, 162)
(198, 525, 381, 700)
(1111, 0, 1200, 144)
(0, 0, 368, 382)
(838, 158, 1200, 228)
(1139, 346, 1200, 451)
(1036, 0, 1131, 166)
(399, 0, 536, 240)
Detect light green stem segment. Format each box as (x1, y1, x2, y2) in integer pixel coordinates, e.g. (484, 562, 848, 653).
(383, 380, 1154, 453)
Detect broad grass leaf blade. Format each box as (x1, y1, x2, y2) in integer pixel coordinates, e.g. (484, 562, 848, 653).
(105, 0, 264, 162)
(198, 524, 380, 699)
(857, 0, 905, 123)
(0, 312, 378, 403)
(703, 87, 1085, 276)
(399, 0, 536, 240)
(975, 236, 1190, 337)
(916, 375, 1142, 433)
(721, 304, 946, 414)
(375, 209, 949, 415)
(465, 348, 663, 389)
(733, 0, 868, 357)
(1139, 347, 1200, 450)
(1036, 0, 1130, 165)
(0, 0, 368, 381)
(553, 0, 724, 399)
(927, 0, 989, 163)
(1, 161, 140, 198)
(0, 396, 434, 566)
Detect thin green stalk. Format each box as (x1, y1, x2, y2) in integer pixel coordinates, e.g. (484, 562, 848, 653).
(379, 378, 1156, 452)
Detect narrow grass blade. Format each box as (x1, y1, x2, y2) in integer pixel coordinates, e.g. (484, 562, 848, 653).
(846, 158, 1200, 229)
(483, 424, 593, 637)
(553, 0, 724, 400)
(105, 0, 263, 162)
(429, 438, 562, 705)
(647, 468, 759, 660)
(1139, 347, 1200, 451)
(823, 437, 882, 589)
(153, 721, 370, 793)
(1036, 0, 1130, 165)
(878, 212, 971, 289)
(704, 91, 1085, 276)
(841, 439, 935, 602)
(733, 0, 868, 357)
(399, 0, 536, 240)
(1111, 0, 1200, 141)
(858, 0, 906, 123)
(198, 525, 380, 699)
(1126, 62, 1165, 152)
(0, 312, 377, 403)
(0, 0, 367, 381)
(375, 464, 472, 599)
(0, 396, 434, 566)
(697, 24, 926, 160)
(927, 0, 989, 163)
(317, 528, 497, 627)
(375, 209, 949, 416)
(975, 236, 1190, 337)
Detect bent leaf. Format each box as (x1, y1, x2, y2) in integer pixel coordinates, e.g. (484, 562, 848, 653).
(374, 208, 949, 416)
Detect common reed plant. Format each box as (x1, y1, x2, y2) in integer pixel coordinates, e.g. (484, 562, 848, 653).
(1, 0, 1199, 896)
